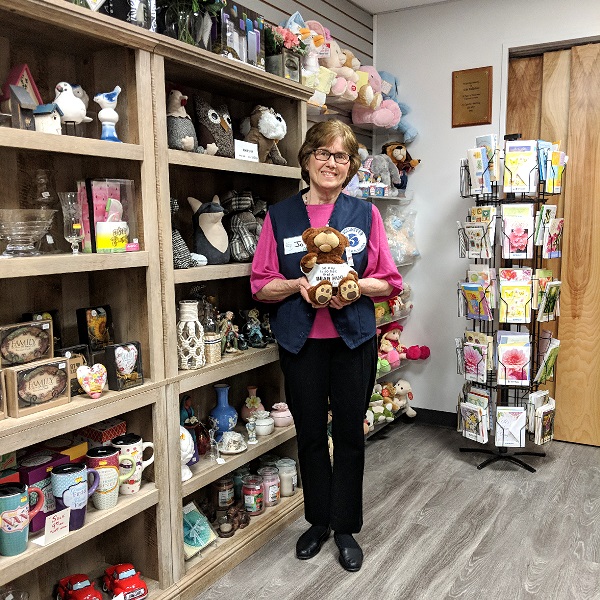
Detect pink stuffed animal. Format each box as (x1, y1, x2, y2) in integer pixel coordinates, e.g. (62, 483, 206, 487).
(380, 322, 430, 361)
(352, 66, 401, 128)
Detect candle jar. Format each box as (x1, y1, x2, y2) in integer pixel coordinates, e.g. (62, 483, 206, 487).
(258, 453, 280, 469)
(257, 466, 280, 507)
(231, 466, 250, 501)
(276, 458, 297, 497)
(211, 475, 234, 509)
(241, 474, 265, 515)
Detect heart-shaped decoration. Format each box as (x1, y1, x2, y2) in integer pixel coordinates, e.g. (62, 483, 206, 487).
(115, 344, 138, 375)
(77, 363, 107, 399)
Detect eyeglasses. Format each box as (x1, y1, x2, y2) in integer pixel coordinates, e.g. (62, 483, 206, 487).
(312, 149, 351, 165)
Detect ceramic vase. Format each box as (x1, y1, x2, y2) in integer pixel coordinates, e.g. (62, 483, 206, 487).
(177, 300, 206, 369)
(240, 385, 265, 422)
(209, 384, 237, 441)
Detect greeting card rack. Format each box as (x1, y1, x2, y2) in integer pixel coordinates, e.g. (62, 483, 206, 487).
(456, 139, 565, 471)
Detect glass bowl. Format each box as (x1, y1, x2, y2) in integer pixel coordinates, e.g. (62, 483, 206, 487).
(0, 209, 57, 257)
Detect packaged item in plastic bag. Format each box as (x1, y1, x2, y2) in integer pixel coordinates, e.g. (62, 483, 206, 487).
(383, 204, 420, 266)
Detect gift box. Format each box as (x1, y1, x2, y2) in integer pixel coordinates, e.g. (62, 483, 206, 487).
(0, 319, 53, 368)
(76, 305, 115, 352)
(77, 417, 127, 448)
(39, 435, 89, 464)
(104, 341, 143, 392)
(56, 344, 91, 396)
(0, 451, 17, 471)
(4, 356, 70, 418)
(18, 450, 70, 532)
(22, 310, 62, 349)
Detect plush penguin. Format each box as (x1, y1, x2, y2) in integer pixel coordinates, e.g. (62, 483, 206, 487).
(54, 81, 92, 124)
(166, 89, 204, 153)
(188, 195, 230, 265)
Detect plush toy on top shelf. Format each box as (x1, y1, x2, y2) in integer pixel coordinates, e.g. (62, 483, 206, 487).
(244, 105, 287, 165)
(382, 141, 421, 190)
(352, 66, 401, 129)
(194, 97, 233, 157)
(166, 88, 204, 153)
(379, 71, 419, 144)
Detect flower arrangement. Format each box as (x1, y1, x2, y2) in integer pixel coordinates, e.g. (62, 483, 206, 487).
(265, 24, 307, 57)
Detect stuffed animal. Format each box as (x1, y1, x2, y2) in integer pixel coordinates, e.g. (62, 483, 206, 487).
(171, 198, 207, 269)
(380, 322, 430, 361)
(221, 190, 260, 263)
(382, 141, 421, 190)
(354, 65, 383, 110)
(244, 105, 287, 165)
(378, 381, 404, 413)
(300, 226, 360, 305)
(188, 195, 230, 264)
(194, 97, 233, 157)
(368, 388, 395, 424)
(378, 337, 402, 369)
(166, 89, 204, 153)
(379, 70, 419, 143)
(352, 67, 401, 129)
(342, 49, 361, 72)
(394, 379, 417, 417)
(370, 154, 402, 197)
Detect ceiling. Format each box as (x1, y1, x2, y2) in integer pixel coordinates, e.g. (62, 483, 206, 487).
(349, 0, 452, 15)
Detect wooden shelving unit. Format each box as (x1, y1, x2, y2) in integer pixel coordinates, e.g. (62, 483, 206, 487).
(0, 1, 312, 597)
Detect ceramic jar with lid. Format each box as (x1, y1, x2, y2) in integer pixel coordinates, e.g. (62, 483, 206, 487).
(276, 458, 297, 497)
(257, 466, 280, 507)
(254, 416, 274, 436)
(241, 474, 265, 515)
(269, 402, 294, 427)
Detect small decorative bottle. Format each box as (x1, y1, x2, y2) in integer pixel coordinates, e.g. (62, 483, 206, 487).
(177, 300, 206, 369)
(240, 385, 265, 422)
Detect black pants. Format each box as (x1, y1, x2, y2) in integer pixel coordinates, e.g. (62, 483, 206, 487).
(278, 336, 377, 533)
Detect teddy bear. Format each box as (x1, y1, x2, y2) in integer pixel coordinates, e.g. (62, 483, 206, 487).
(352, 67, 401, 129)
(166, 88, 205, 153)
(378, 381, 404, 413)
(244, 105, 287, 165)
(382, 141, 421, 190)
(379, 322, 430, 361)
(394, 379, 417, 418)
(378, 71, 419, 144)
(300, 226, 361, 305)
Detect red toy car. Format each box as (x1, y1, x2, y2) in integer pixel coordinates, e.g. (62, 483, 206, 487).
(57, 574, 103, 600)
(102, 564, 148, 600)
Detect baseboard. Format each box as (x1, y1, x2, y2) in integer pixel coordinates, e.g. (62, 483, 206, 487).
(403, 407, 456, 428)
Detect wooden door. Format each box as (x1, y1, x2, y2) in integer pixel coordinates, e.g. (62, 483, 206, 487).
(506, 44, 600, 445)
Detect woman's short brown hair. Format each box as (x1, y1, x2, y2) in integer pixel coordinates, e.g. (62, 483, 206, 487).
(298, 120, 361, 187)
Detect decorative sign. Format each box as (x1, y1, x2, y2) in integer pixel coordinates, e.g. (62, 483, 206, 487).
(452, 66, 493, 127)
(234, 140, 259, 162)
(32, 507, 70, 545)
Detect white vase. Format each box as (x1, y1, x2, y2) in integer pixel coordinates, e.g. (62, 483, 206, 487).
(177, 300, 206, 369)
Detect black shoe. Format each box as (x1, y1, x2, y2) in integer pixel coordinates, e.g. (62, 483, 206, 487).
(296, 525, 331, 560)
(334, 533, 363, 572)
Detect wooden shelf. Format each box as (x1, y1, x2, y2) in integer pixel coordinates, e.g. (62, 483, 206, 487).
(0, 483, 159, 586)
(174, 346, 279, 393)
(376, 360, 407, 382)
(173, 263, 251, 284)
(182, 424, 296, 496)
(179, 491, 304, 600)
(0, 382, 162, 455)
(0, 128, 144, 160)
(0, 251, 150, 279)
(167, 150, 302, 179)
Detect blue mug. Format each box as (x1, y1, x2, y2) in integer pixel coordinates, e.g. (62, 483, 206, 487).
(0, 482, 44, 556)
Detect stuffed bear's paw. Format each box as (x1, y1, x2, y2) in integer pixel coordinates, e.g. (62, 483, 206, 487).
(338, 275, 361, 303)
(311, 282, 333, 305)
(300, 254, 318, 273)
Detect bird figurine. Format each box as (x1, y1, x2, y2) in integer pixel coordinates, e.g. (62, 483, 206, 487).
(54, 81, 92, 125)
(71, 84, 90, 110)
(94, 85, 122, 143)
(193, 97, 234, 157)
(166, 89, 204, 153)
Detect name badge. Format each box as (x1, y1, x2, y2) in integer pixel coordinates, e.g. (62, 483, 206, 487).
(284, 235, 307, 255)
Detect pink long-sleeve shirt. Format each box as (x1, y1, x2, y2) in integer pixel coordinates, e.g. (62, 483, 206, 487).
(251, 202, 403, 339)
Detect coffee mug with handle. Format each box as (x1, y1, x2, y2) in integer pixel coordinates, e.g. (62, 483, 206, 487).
(86, 446, 135, 510)
(0, 482, 44, 556)
(111, 433, 154, 495)
(50, 463, 100, 531)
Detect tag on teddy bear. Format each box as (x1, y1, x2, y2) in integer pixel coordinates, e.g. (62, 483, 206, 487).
(305, 262, 353, 288)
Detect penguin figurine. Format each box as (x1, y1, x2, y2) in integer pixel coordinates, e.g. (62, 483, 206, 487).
(188, 195, 230, 265)
(94, 86, 123, 143)
(166, 89, 204, 153)
(54, 81, 92, 125)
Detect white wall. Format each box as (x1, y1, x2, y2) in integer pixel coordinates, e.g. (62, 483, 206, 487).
(375, 0, 600, 414)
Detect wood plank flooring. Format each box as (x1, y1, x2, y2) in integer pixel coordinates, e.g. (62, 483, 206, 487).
(191, 422, 600, 600)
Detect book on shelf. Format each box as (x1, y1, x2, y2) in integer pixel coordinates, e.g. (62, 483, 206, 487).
(527, 389, 550, 432)
(461, 282, 492, 320)
(534, 204, 557, 245)
(545, 150, 567, 194)
(467, 147, 492, 194)
(532, 268, 553, 310)
(460, 401, 488, 443)
(467, 386, 491, 430)
(534, 397, 556, 445)
(495, 406, 526, 447)
(463, 342, 488, 383)
(475, 133, 499, 182)
(537, 280, 561, 322)
(503, 139, 538, 194)
(534, 337, 560, 384)
(464, 222, 492, 259)
(464, 330, 494, 371)
(542, 217, 564, 259)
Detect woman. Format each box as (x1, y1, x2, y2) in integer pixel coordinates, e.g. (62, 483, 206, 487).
(251, 120, 402, 572)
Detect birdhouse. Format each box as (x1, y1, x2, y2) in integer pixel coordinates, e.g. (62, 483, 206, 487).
(0, 63, 43, 113)
(33, 103, 64, 135)
(9, 85, 37, 131)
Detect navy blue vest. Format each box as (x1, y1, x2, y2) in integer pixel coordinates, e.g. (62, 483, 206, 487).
(268, 190, 376, 354)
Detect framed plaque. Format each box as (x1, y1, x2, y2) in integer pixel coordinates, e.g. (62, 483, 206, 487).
(452, 66, 493, 127)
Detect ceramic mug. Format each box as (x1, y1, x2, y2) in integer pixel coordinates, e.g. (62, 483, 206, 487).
(110, 433, 154, 495)
(0, 483, 44, 556)
(50, 463, 100, 531)
(85, 446, 135, 510)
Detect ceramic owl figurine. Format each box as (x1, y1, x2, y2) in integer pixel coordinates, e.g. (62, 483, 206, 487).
(194, 97, 234, 158)
(188, 195, 230, 265)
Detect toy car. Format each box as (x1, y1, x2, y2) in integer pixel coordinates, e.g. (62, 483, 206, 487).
(102, 564, 148, 600)
(57, 574, 103, 600)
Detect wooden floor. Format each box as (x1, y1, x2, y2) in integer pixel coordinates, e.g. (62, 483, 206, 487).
(192, 422, 600, 600)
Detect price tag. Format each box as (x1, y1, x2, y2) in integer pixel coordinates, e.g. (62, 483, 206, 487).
(32, 507, 70, 546)
(234, 139, 259, 162)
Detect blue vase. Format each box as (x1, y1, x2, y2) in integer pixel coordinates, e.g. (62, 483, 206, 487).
(209, 384, 237, 441)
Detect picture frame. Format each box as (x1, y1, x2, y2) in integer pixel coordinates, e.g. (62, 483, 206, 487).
(104, 341, 143, 392)
(452, 66, 492, 128)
